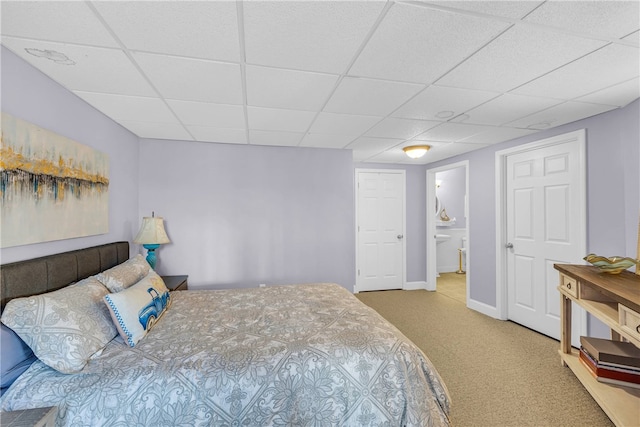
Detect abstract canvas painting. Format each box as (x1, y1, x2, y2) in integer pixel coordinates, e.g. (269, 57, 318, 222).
(1, 113, 109, 248)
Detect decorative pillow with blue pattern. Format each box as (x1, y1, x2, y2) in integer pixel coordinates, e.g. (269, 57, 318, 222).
(104, 270, 171, 347)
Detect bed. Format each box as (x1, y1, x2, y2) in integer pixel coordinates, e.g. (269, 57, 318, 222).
(1, 242, 451, 426)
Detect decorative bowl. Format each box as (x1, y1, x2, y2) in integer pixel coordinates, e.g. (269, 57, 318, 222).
(583, 254, 640, 274)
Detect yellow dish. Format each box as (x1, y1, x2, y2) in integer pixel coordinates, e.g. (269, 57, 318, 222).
(583, 254, 640, 274)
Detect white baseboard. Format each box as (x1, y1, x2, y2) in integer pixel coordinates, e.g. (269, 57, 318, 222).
(404, 281, 427, 291)
(467, 297, 502, 319)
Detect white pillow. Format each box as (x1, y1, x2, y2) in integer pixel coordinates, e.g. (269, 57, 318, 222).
(95, 254, 150, 293)
(0, 277, 117, 374)
(104, 270, 171, 347)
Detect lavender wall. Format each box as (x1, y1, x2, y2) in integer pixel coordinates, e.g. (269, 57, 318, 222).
(427, 99, 639, 311)
(139, 139, 355, 291)
(3, 43, 636, 305)
(0, 47, 140, 264)
(353, 163, 427, 283)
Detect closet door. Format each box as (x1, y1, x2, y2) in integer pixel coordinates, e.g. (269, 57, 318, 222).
(356, 170, 405, 292)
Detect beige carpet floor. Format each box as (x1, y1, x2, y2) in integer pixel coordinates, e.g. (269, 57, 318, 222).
(437, 272, 467, 304)
(355, 289, 614, 427)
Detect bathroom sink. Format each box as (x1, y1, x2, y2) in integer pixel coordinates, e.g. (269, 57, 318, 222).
(436, 234, 450, 244)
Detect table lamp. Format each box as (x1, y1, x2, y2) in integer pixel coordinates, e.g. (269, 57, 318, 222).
(133, 213, 170, 269)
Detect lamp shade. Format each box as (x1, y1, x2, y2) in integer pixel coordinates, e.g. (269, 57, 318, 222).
(403, 145, 431, 159)
(133, 217, 170, 245)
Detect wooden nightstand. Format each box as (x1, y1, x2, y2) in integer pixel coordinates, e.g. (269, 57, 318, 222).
(0, 406, 57, 427)
(161, 275, 188, 291)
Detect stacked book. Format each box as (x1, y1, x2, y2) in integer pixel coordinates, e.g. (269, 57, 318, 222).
(579, 336, 640, 389)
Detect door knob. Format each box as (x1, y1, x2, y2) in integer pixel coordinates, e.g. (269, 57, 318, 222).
(397, 234, 404, 240)
(505, 242, 513, 249)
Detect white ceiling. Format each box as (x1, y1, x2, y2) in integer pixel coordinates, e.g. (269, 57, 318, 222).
(1, 1, 638, 165)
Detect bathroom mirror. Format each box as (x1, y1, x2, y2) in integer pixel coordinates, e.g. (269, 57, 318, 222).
(435, 196, 442, 217)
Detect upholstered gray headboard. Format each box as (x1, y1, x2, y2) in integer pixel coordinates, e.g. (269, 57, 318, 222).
(0, 241, 129, 394)
(1, 241, 129, 310)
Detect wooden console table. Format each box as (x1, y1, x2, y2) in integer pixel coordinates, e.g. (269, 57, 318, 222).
(555, 264, 640, 427)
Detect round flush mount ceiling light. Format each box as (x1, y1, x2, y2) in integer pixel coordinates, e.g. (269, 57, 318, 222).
(436, 110, 455, 119)
(403, 145, 432, 159)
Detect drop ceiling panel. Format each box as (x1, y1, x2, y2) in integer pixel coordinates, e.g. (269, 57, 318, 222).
(348, 136, 403, 152)
(512, 44, 640, 100)
(365, 118, 441, 139)
(247, 106, 316, 133)
(93, 1, 240, 61)
(299, 134, 356, 149)
(506, 101, 618, 130)
(349, 2, 510, 83)
(523, 1, 640, 40)
(166, 100, 245, 128)
(186, 126, 247, 144)
(436, 24, 607, 92)
(73, 91, 178, 123)
(246, 66, 339, 111)
(2, 38, 156, 96)
(364, 148, 415, 164)
(309, 112, 382, 137)
(243, 1, 386, 73)
(392, 85, 499, 121)
(324, 77, 423, 116)
(350, 136, 404, 161)
(576, 79, 640, 107)
(121, 121, 192, 141)
(459, 126, 537, 144)
(463, 93, 563, 126)
(1, 1, 119, 47)
(416, 122, 494, 142)
(420, 1, 544, 20)
(133, 52, 243, 104)
(249, 130, 303, 146)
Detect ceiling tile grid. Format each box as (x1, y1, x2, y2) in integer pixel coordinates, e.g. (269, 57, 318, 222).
(245, 65, 339, 111)
(434, 24, 608, 92)
(92, 1, 241, 61)
(242, 1, 387, 74)
(74, 91, 179, 124)
(131, 52, 244, 104)
(392, 85, 500, 121)
(1, 0, 638, 165)
(1, 37, 157, 96)
(348, 2, 511, 84)
(166, 100, 246, 129)
(186, 126, 247, 145)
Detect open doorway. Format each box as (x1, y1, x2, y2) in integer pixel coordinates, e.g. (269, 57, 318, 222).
(426, 161, 469, 305)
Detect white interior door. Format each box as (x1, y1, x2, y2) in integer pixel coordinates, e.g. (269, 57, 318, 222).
(356, 170, 405, 292)
(506, 136, 586, 345)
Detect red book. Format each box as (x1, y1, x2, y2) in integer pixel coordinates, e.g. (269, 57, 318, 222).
(580, 349, 640, 388)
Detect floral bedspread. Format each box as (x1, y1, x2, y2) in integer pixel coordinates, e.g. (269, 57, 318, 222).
(1, 283, 450, 426)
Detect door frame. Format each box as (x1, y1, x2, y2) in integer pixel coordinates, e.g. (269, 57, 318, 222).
(426, 160, 469, 295)
(354, 168, 406, 293)
(495, 130, 587, 337)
